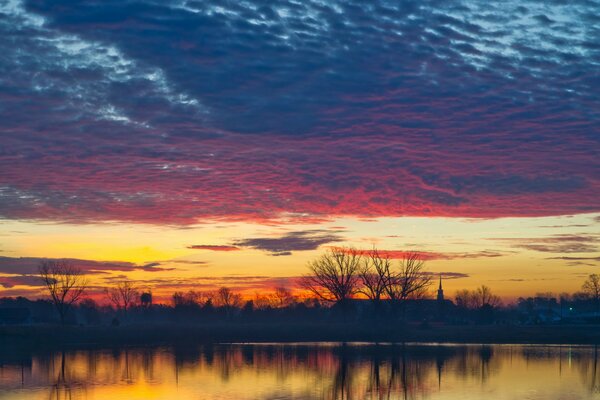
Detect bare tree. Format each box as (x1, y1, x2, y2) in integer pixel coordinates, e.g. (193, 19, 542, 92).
(173, 290, 212, 309)
(39, 260, 88, 324)
(384, 252, 432, 304)
(471, 285, 501, 308)
(358, 248, 391, 308)
(583, 274, 600, 312)
(253, 292, 273, 310)
(105, 281, 139, 312)
(271, 287, 295, 308)
(215, 287, 242, 319)
(454, 289, 473, 309)
(173, 290, 204, 308)
(215, 287, 242, 308)
(301, 247, 362, 304)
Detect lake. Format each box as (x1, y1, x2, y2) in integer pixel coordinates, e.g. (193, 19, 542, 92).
(1, 343, 599, 399)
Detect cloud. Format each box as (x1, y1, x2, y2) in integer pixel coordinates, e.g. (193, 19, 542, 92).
(169, 260, 209, 266)
(548, 256, 600, 263)
(0, 0, 599, 224)
(0, 256, 174, 275)
(347, 249, 507, 261)
(491, 234, 600, 253)
(427, 271, 469, 280)
(538, 224, 590, 228)
(233, 230, 344, 255)
(566, 261, 597, 267)
(0, 275, 46, 289)
(187, 245, 240, 251)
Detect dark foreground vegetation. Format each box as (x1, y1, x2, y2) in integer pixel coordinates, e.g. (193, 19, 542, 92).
(3, 322, 600, 351)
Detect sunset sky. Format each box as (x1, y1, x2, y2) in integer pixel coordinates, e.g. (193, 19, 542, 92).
(1, 0, 599, 302)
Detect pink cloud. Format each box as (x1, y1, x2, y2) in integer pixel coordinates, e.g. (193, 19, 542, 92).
(187, 245, 240, 251)
(1, 132, 598, 225)
(340, 248, 507, 261)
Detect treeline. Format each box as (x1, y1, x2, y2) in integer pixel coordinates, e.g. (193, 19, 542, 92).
(3, 248, 600, 326)
(4, 285, 600, 327)
(0, 291, 326, 326)
(27, 247, 440, 325)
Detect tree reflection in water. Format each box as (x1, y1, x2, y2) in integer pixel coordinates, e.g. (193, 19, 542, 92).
(47, 351, 87, 400)
(1, 343, 599, 399)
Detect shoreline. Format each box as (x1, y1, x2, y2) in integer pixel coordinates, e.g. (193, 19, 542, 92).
(2, 323, 600, 350)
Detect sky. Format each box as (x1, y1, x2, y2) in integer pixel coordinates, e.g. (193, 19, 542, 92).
(0, 0, 599, 302)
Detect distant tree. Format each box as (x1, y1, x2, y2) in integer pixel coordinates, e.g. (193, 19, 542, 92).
(559, 292, 572, 303)
(105, 281, 139, 312)
(215, 287, 242, 308)
(172, 290, 207, 308)
(572, 291, 590, 302)
(534, 292, 557, 312)
(253, 292, 273, 310)
(38, 260, 88, 324)
(271, 287, 295, 308)
(384, 252, 432, 305)
(214, 287, 242, 319)
(203, 298, 215, 313)
(242, 300, 254, 318)
(582, 274, 600, 312)
(358, 248, 391, 309)
(535, 292, 555, 301)
(455, 289, 473, 309)
(172, 291, 187, 307)
(471, 285, 501, 308)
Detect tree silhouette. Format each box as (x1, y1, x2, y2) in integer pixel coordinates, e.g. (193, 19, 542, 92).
(215, 287, 242, 318)
(454, 289, 472, 309)
(215, 287, 242, 308)
(38, 260, 87, 324)
(358, 248, 391, 311)
(105, 281, 139, 312)
(271, 287, 295, 308)
(384, 252, 431, 306)
(471, 285, 501, 308)
(301, 247, 361, 305)
(582, 274, 600, 312)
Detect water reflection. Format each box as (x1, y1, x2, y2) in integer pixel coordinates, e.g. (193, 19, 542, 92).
(1, 343, 599, 399)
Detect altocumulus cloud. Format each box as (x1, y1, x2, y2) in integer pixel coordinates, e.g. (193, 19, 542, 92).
(0, 0, 599, 224)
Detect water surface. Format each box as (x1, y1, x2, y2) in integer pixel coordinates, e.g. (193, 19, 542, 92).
(1, 343, 600, 399)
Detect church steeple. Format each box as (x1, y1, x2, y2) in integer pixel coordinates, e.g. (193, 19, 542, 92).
(437, 274, 444, 302)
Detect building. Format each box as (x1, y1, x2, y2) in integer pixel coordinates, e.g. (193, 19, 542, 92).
(437, 274, 444, 302)
(437, 274, 446, 320)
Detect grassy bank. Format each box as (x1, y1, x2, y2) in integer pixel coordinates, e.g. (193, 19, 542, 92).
(1, 322, 600, 350)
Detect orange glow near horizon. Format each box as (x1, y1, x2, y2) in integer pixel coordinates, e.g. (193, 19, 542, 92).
(1, 213, 599, 304)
